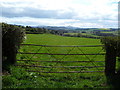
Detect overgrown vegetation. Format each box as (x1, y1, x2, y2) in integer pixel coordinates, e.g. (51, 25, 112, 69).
(100, 36, 120, 88)
(2, 65, 108, 88)
(101, 36, 120, 56)
(2, 23, 25, 71)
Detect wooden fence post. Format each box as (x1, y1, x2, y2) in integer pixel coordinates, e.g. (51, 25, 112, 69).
(105, 45, 116, 76)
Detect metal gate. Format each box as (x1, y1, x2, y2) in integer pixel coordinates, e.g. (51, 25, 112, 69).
(16, 44, 105, 73)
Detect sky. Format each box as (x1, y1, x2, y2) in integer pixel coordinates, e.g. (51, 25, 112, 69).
(0, 0, 119, 28)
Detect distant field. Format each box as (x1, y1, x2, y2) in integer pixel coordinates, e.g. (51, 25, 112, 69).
(64, 33, 100, 38)
(24, 34, 101, 45)
(101, 32, 113, 33)
(11, 34, 108, 88)
(19, 33, 104, 61)
(101, 31, 117, 34)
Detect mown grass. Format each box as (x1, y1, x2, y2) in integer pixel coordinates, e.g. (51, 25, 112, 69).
(3, 34, 111, 88)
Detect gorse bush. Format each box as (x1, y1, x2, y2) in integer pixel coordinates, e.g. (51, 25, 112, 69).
(2, 22, 25, 69)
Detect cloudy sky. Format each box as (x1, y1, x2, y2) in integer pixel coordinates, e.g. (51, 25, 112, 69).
(0, 0, 119, 28)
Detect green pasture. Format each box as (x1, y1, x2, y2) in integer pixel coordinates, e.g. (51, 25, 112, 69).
(3, 34, 110, 88)
(64, 33, 100, 38)
(101, 31, 118, 35)
(17, 34, 105, 71)
(25, 34, 101, 45)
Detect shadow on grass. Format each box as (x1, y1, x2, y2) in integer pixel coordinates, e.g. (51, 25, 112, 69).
(106, 72, 120, 88)
(106, 57, 120, 88)
(109, 58, 120, 88)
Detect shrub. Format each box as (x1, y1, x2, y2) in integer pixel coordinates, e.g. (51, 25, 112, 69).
(100, 36, 120, 56)
(2, 23, 25, 67)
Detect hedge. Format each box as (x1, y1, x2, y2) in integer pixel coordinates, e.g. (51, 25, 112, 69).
(2, 23, 25, 65)
(101, 36, 120, 57)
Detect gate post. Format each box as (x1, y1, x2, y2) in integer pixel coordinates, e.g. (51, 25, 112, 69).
(105, 45, 116, 76)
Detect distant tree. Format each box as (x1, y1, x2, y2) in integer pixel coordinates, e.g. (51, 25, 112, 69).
(81, 31, 86, 33)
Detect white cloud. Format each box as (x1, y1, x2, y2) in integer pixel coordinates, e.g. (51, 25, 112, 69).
(1, 17, 78, 26)
(1, 16, 117, 28)
(1, 0, 118, 28)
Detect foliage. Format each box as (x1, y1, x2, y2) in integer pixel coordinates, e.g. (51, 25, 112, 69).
(64, 33, 100, 39)
(100, 36, 120, 56)
(25, 26, 64, 35)
(2, 22, 25, 66)
(26, 26, 49, 34)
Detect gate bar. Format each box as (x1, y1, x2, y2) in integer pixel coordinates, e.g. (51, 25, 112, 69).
(18, 52, 105, 55)
(17, 59, 104, 62)
(20, 44, 104, 47)
(27, 70, 104, 73)
(15, 64, 105, 68)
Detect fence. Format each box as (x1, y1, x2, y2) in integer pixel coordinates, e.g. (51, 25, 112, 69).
(16, 44, 106, 73)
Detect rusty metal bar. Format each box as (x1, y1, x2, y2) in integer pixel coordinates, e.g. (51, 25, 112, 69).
(18, 52, 105, 55)
(20, 44, 104, 47)
(17, 59, 104, 62)
(15, 64, 105, 68)
(27, 70, 104, 73)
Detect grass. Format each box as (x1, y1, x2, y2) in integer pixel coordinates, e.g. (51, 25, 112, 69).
(3, 66, 108, 88)
(100, 31, 118, 35)
(64, 33, 100, 38)
(101, 32, 113, 33)
(25, 34, 101, 45)
(3, 34, 112, 88)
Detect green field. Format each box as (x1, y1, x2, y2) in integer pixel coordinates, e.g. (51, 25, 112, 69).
(25, 34, 101, 45)
(101, 31, 118, 35)
(3, 34, 110, 88)
(64, 33, 100, 38)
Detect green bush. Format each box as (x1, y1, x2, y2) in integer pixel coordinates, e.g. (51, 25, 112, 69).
(2, 23, 25, 68)
(101, 36, 120, 56)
